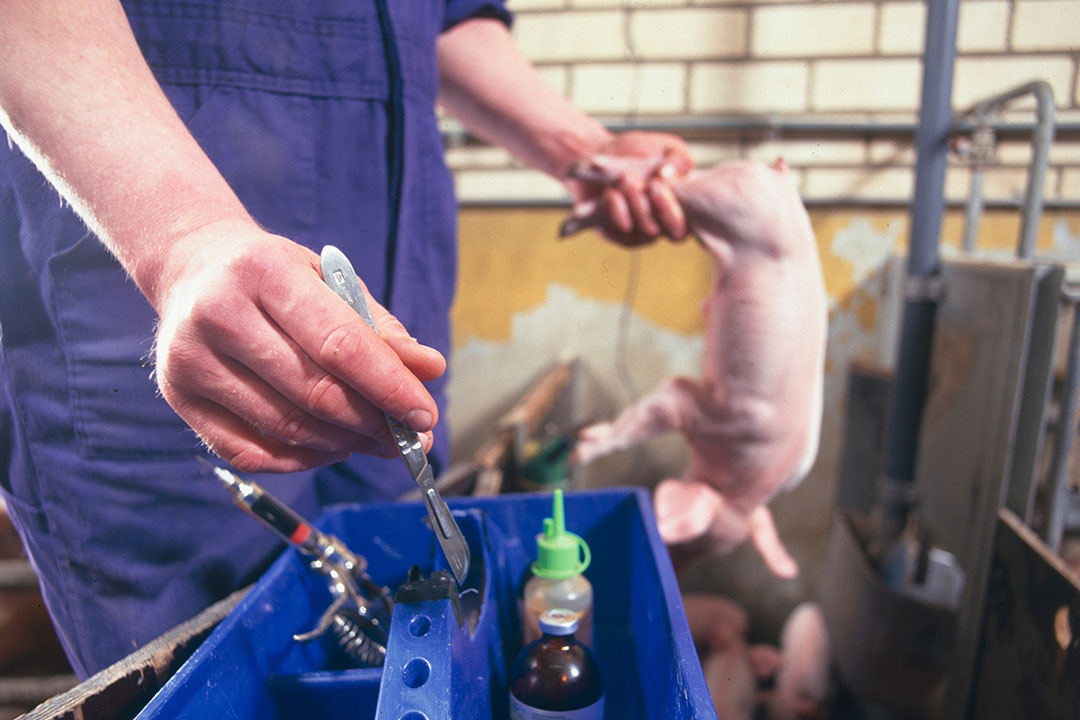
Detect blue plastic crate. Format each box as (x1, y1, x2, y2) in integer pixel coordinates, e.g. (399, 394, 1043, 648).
(134, 488, 716, 719)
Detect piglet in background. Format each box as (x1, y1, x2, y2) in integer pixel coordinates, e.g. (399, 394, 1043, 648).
(683, 594, 832, 719)
(568, 159, 827, 578)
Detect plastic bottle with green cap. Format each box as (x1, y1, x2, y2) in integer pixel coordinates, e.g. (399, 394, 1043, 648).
(522, 489, 594, 647)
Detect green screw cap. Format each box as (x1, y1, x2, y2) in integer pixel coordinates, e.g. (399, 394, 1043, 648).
(531, 489, 591, 580)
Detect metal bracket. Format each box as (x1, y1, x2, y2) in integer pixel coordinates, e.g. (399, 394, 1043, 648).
(905, 275, 946, 302)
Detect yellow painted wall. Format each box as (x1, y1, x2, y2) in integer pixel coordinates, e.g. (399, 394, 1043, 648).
(453, 207, 1080, 350)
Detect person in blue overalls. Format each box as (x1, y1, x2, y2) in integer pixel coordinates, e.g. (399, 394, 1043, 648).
(0, 0, 692, 677)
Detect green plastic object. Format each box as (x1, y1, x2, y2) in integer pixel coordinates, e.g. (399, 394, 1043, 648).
(519, 435, 571, 491)
(531, 489, 591, 580)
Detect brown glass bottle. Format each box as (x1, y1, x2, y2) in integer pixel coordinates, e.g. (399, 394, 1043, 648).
(509, 608, 604, 719)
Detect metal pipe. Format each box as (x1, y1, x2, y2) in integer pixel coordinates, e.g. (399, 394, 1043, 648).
(955, 81, 1056, 259)
(1044, 292, 1080, 551)
(1017, 83, 1054, 258)
(882, 0, 959, 491)
(458, 196, 1080, 211)
(442, 117, 1080, 145)
(962, 168, 986, 252)
(959, 122, 995, 253)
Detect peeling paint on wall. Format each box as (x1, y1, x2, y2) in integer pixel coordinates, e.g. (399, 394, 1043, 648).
(1052, 217, 1080, 260)
(449, 282, 703, 458)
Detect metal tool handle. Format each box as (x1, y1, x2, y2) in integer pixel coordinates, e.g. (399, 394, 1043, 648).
(319, 245, 471, 585)
(212, 465, 319, 552)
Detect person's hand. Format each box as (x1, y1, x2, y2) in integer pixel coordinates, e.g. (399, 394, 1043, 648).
(561, 131, 694, 246)
(149, 222, 446, 473)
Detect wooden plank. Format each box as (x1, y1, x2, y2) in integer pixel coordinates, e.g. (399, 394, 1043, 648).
(967, 509, 1080, 719)
(20, 588, 247, 720)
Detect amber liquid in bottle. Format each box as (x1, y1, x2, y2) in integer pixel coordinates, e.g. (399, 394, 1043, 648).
(509, 609, 603, 719)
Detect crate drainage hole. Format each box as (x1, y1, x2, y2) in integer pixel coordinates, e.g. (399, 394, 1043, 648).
(399, 713, 427, 720)
(403, 658, 431, 688)
(409, 615, 431, 637)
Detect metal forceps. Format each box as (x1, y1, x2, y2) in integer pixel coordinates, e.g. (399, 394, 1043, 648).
(319, 245, 471, 585)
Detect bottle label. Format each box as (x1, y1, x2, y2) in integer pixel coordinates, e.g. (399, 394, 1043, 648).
(509, 694, 603, 720)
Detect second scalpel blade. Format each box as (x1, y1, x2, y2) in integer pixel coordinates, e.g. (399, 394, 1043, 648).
(319, 245, 471, 585)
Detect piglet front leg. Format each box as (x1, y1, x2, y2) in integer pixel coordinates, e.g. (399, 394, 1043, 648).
(572, 376, 705, 466)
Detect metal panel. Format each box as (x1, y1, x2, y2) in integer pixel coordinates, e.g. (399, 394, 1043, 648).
(1005, 265, 1065, 521)
(910, 257, 1059, 717)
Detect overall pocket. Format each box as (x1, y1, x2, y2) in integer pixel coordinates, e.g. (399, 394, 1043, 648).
(51, 83, 317, 459)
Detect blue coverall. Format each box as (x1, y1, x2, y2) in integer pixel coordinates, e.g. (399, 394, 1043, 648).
(0, 0, 509, 677)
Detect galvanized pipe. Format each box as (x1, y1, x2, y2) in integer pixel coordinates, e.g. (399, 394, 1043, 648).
(459, 196, 1080, 211)
(1017, 83, 1055, 259)
(442, 117, 1080, 145)
(883, 0, 959, 493)
(1044, 291, 1080, 551)
(955, 81, 1056, 259)
(961, 167, 986, 252)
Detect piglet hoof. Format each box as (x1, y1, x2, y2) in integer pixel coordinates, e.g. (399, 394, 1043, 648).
(570, 421, 620, 465)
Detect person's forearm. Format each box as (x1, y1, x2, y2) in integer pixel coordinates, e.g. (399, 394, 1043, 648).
(0, 0, 253, 309)
(436, 18, 614, 179)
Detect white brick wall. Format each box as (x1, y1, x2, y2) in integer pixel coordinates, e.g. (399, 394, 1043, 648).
(692, 61, 809, 113)
(802, 166, 914, 200)
(869, 139, 917, 165)
(687, 141, 744, 166)
(944, 166, 1041, 204)
(630, 8, 747, 59)
(1011, 1, 1080, 52)
(1063, 169, 1080, 198)
(746, 139, 867, 166)
(445, 0, 1080, 205)
(571, 63, 687, 114)
(812, 59, 922, 112)
(454, 169, 569, 202)
(953, 56, 1075, 110)
(512, 11, 628, 62)
(879, 2, 923, 56)
(535, 65, 571, 98)
(957, 0, 1009, 53)
(752, 4, 876, 57)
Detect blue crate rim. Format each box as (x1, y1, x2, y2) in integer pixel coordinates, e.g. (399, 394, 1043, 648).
(135, 486, 714, 719)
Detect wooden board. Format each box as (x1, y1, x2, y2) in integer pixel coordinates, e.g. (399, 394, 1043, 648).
(967, 509, 1080, 719)
(19, 588, 246, 720)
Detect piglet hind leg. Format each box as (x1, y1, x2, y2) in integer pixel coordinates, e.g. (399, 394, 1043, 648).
(654, 478, 724, 545)
(747, 505, 799, 579)
(656, 480, 799, 578)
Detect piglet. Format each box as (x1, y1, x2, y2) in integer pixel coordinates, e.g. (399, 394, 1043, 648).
(770, 602, 831, 720)
(682, 593, 757, 720)
(570, 159, 827, 578)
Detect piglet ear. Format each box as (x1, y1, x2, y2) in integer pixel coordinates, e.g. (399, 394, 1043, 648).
(773, 157, 788, 173)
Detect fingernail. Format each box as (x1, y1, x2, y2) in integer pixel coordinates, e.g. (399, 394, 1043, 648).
(657, 163, 677, 181)
(405, 409, 434, 432)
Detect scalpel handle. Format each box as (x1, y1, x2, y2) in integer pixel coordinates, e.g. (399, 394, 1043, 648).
(319, 245, 471, 585)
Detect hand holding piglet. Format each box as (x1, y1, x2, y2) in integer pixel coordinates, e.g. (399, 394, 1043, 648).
(568, 159, 827, 579)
